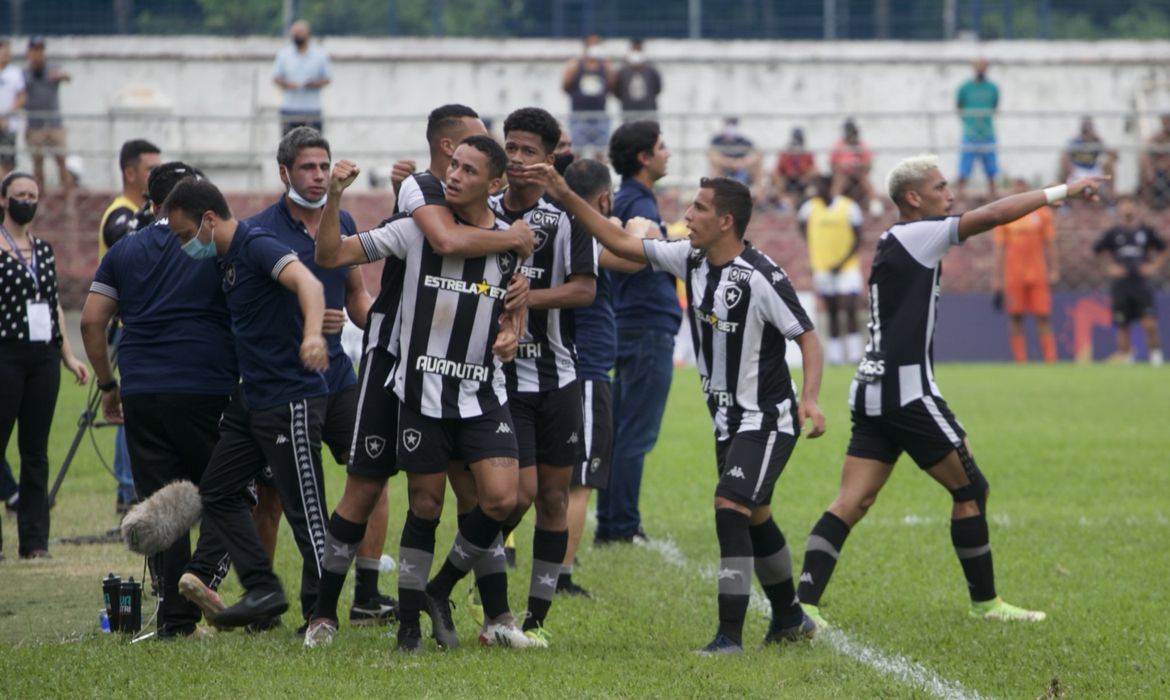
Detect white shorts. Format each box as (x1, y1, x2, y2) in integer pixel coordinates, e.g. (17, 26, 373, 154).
(813, 268, 863, 297)
(1068, 164, 1105, 182)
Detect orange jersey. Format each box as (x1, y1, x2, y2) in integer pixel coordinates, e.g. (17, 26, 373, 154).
(994, 207, 1055, 285)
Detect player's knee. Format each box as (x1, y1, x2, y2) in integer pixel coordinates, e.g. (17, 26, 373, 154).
(408, 489, 444, 521)
(478, 490, 518, 522)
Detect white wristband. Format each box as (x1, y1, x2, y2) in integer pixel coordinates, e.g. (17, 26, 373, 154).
(1044, 184, 1068, 205)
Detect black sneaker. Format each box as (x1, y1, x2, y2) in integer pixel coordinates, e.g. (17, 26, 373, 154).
(695, 632, 744, 656)
(243, 615, 283, 634)
(350, 593, 399, 626)
(763, 612, 817, 645)
(556, 579, 594, 599)
(396, 623, 422, 652)
(422, 593, 459, 649)
(213, 588, 289, 629)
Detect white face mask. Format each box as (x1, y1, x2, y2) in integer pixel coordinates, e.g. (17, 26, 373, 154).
(282, 166, 328, 209)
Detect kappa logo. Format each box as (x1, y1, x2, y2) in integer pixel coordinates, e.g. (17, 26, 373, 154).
(771, 270, 785, 284)
(799, 572, 814, 585)
(723, 285, 744, 309)
(402, 428, 422, 452)
(275, 434, 289, 445)
(364, 435, 386, 459)
(495, 422, 512, 434)
(727, 466, 746, 479)
(567, 432, 579, 445)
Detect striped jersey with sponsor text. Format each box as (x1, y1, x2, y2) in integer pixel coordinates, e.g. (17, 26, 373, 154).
(643, 239, 813, 440)
(489, 192, 596, 393)
(357, 211, 516, 419)
(849, 215, 961, 416)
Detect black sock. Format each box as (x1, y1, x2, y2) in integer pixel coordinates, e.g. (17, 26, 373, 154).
(397, 511, 439, 627)
(951, 514, 996, 602)
(522, 528, 569, 631)
(474, 533, 510, 621)
(354, 558, 381, 603)
(750, 518, 801, 628)
(797, 511, 850, 607)
(316, 513, 366, 622)
(714, 509, 753, 646)
(427, 506, 502, 600)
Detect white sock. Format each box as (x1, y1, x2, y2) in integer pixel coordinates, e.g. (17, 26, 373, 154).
(844, 333, 865, 363)
(826, 337, 845, 365)
(1151, 349, 1164, 367)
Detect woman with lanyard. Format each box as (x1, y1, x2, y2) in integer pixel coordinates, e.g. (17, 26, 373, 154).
(0, 172, 89, 561)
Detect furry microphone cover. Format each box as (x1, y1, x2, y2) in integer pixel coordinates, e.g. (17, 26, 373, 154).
(120, 480, 203, 555)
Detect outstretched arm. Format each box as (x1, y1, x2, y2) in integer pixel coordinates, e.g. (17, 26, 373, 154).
(957, 176, 1106, 241)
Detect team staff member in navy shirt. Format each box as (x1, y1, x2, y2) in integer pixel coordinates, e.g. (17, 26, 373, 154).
(595, 121, 680, 545)
(245, 126, 396, 629)
(82, 162, 237, 638)
(165, 178, 329, 628)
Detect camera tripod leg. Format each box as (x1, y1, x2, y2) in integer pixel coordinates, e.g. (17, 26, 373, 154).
(48, 385, 103, 508)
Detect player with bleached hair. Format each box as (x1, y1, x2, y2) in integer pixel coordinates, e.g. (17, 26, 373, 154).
(795, 154, 1105, 626)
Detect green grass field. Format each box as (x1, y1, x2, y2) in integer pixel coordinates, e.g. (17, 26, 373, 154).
(1, 363, 1167, 698)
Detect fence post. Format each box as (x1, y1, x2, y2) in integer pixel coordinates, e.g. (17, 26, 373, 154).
(688, 0, 702, 39)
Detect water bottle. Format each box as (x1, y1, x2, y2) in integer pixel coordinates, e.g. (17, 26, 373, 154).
(118, 577, 142, 634)
(99, 609, 111, 634)
(102, 573, 121, 632)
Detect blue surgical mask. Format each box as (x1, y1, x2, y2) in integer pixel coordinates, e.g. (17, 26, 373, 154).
(181, 221, 216, 260)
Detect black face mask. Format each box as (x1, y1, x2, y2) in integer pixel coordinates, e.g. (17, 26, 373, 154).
(6, 199, 37, 225)
(553, 152, 575, 175)
(293, 37, 307, 48)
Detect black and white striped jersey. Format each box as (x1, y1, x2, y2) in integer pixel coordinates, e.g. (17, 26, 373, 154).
(363, 171, 450, 360)
(489, 192, 596, 394)
(849, 216, 961, 416)
(356, 212, 516, 419)
(643, 239, 813, 440)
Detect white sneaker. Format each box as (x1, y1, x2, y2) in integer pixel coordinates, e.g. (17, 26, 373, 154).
(1150, 349, 1164, 367)
(479, 621, 547, 648)
(303, 617, 338, 648)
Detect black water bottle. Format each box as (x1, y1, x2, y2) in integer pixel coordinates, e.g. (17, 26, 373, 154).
(118, 577, 142, 634)
(102, 573, 121, 632)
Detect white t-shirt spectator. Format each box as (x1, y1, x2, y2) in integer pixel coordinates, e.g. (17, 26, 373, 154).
(0, 65, 26, 133)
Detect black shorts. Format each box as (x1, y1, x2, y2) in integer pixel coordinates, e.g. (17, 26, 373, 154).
(256, 382, 359, 487)
(396, 401, 518, 474)
(714, 430, 798, 508)
(509, 381, 584, 468)
(573, 379, 613, 489)
(846, 396, 967, 469)
(1111, 279, 1156, 325)
(347, 348, 400, 480)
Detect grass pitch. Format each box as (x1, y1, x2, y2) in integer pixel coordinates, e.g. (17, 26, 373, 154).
(1, 363, 1167, 698)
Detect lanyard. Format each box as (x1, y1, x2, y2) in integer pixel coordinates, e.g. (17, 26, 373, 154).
(0, 224, 39, 298)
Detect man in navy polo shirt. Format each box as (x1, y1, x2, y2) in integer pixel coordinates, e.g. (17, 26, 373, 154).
(81, 162, 236, 638)
(596, 120, 679, 545)
(245, 127, 396, 629)
(165, 178, 330, 628)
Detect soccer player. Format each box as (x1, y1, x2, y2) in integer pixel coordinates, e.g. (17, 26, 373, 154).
(165, 178, 330, 628)
(81, 162, 235, 638)
(244, 126, 399, 630)
(1092, 195, 1168, 365)
(99, 138, 161, 514)
(534, 164, 827, 654)
(485, 107, 596, 640)
(799, 175, 864, 365)
(992, 179, 1060, 364)
(795, 156, 1105, 628)
(310, 136, 536, 651)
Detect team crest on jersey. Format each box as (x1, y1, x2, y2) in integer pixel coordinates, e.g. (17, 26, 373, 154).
(590, 457, 601, 473)
(402, 429, 422, 453)
(364, 435, 386, 459)
(222, 263, 237, 288)
(497, 251, 517, 275)
(728, 267, 753, 283)
(723, 285, 744, 309)
(532, 228, 550, 252)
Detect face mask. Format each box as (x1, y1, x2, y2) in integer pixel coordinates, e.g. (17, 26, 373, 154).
(6, 199, 37, 225)
(181, 220, 216, 260)
(293, 36, 307, 48)
(553, 152, 575, 175)
(282, 167, 328, 209)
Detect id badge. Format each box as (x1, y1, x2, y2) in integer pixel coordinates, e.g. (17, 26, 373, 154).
(27, 300, 52, 342)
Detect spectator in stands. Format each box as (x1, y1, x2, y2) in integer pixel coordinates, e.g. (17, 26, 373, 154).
(956, 58, 999, 200)
(1140, 115, 1170, 210)
(707, 117, 763, 201)
(0, 172, 90, 559)
(562, 34, 614, 160)
(23, 37, 73, 197)
(771, 127, 818, 212)
(1060, 116, 1115, 203)
(273, 20, 332, 135)
(614, 39, 661, 123)
(992, 179, 1059, 364)
(1092, 195, 1168, 365)
(0, 40, 25, 177)
(799, 175, 864, 365)
(830, 118, 883, 217)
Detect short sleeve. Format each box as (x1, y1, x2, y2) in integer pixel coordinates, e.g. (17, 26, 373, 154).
(564, 215, 597, 278)
(91, 250, 120, 300)
(796, 200, 813, 224)
(1148, 227, 1167, 252)
(889, 216, 961, 268)
(102, 206, 136, 250)
(758, 269, 814, 340)
(244, 231, 300, 281)
(318, 50, 332, 80)
(1091, 230, 1112, 255)
(848, 201, 863, 228)
(358, 215, 418, 262)
(398, 173, 447, 215)
(642, 239, 690, 278)
(271, 50, 286, 79)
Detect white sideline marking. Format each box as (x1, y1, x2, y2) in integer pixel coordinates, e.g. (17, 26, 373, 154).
(640, 535, 992, 700)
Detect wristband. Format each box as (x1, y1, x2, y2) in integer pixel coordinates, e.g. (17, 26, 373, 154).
(1044, 184, 1068, 205)
(98, 379, 119, 392)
